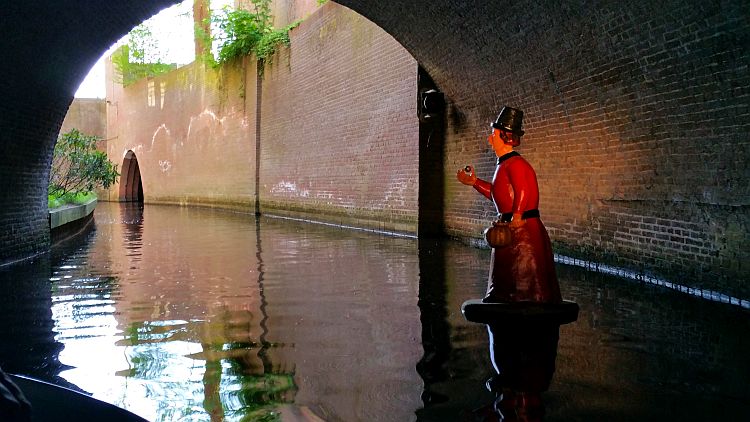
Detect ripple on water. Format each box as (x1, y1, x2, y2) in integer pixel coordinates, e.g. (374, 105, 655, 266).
(0, 202, 747, 421)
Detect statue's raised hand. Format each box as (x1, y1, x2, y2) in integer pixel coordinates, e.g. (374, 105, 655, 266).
(457, 165, 477, 186)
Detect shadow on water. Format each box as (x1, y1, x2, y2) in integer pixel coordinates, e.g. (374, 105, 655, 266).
(0, 203, 748, 421)
(474, 324, 562, 422)
(413, 235, 750, 421)
(416, 238, 451, 404)
(415, 239, 495, 422)
(0, 214, 99, 390)
(542, 264, 750, 421)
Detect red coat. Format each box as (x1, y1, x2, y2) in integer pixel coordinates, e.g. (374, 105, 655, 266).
(474, 152, 561, 303)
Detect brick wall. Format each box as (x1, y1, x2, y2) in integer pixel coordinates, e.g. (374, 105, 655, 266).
(259, 2, 419, 232)
(234, 0, 319, 28)
(270, 0, 319, 27)
(98, 0, 747, 297)
(436, 1, 749, 296)
(0, 99, 63, 266)
(105, 2, 419, 233)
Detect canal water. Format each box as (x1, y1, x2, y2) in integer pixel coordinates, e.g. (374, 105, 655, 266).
(0, 202, 748, 421)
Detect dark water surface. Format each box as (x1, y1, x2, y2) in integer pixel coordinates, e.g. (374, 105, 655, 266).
(0, 203, 748, 421)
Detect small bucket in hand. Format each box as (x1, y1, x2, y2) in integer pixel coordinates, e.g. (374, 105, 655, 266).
(484, 220, 512, 249)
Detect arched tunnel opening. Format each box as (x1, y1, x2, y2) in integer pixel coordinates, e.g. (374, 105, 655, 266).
(1, 0, 746, 288)
(119, 150, 144, 203)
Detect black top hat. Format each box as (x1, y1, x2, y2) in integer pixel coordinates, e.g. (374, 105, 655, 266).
(491, 106, 525, 136)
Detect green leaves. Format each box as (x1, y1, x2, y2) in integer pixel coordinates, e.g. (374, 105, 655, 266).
(112, 44, 176, 86)
(213, 7, 265, 63)
(112, 24, 177, 86)
(211, 0, 297, 65)
(48, 129, 119, 202)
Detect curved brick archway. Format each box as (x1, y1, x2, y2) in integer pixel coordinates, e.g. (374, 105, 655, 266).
(0, 0, 178, 265)
(120, 151, 144, 203)
(0, 1, 748, 295)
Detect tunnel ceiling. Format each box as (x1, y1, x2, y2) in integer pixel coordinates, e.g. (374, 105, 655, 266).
(334, 0, 559, 113)
(3, 0, 745, 134)
(334, 0, 505, 103)
(2, 1, 179, 102)
(335, 0, 749, 121)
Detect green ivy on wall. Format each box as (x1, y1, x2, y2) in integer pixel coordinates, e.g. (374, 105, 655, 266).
(114, 0, 315, 85)
(112, 24, 176, 86)
(207, 0, 300, 66)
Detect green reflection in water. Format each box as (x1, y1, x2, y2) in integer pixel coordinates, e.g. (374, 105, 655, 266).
(120, 318, 296, 421)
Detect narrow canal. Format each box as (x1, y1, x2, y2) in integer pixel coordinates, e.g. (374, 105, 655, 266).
(0, 203, 748, 421)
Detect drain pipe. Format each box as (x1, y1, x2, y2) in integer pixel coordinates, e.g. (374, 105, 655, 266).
(255, 59, 262, 216)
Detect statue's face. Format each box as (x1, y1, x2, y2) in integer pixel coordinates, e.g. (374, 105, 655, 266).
(488, 129, 512, 157)
(487, 129, 498, 148)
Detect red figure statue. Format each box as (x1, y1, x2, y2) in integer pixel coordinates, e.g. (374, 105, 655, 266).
(457, 107, 561, 304)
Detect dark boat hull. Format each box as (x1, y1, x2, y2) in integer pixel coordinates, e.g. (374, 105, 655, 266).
(9, 375, 147, 422)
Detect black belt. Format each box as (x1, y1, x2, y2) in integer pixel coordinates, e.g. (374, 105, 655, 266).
(500, 209, 540, 222)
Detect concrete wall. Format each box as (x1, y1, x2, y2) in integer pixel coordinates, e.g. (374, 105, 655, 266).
(60, 99, 107, 140)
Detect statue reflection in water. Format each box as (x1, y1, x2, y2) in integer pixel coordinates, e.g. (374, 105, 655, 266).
(472, 321, 562, 422)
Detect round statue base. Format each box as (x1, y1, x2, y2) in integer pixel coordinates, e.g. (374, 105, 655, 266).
(461, 299, 579, 325)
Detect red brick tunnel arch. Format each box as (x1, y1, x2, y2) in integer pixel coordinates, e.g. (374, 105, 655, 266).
(119, 150, 144, 203)
(0, 0, 178, 265)
(0, 0, 747, 292)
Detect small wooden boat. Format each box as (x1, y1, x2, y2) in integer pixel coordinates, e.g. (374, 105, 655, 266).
(8, 375, 147, 422)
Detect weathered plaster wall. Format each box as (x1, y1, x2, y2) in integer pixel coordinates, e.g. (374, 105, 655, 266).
(105, 58, 258, 210)
(104, 2, 419, 234)
(60, 99, 107, 140)
(258, 2, 419, 232)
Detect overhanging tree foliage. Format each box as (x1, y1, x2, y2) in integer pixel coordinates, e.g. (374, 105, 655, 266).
(49, 129, 119, 198)
(112, 24, 176, 86)
(206, 0, 300, 66)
